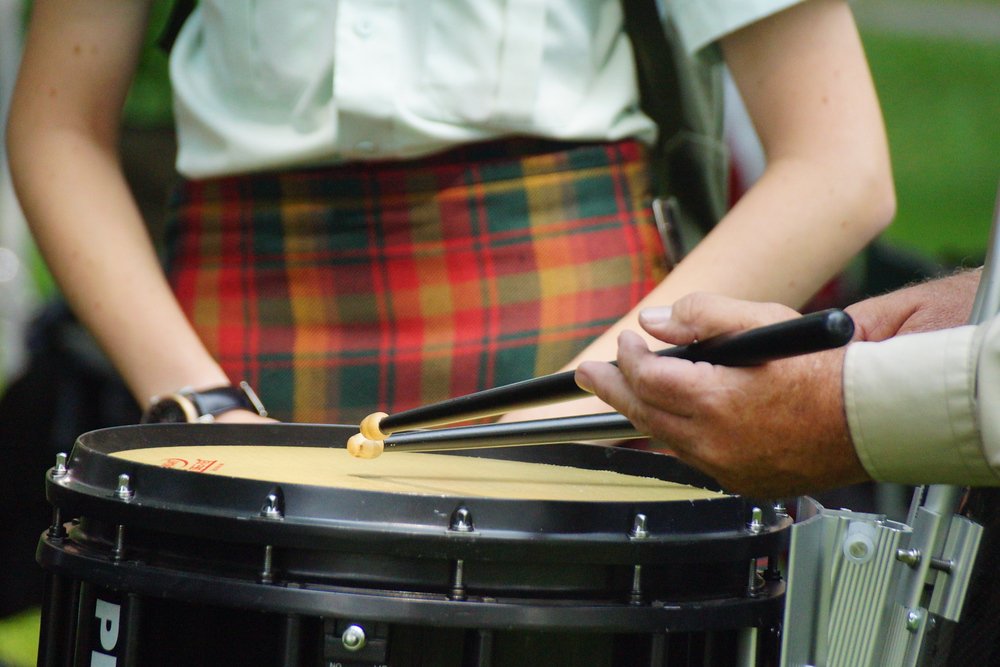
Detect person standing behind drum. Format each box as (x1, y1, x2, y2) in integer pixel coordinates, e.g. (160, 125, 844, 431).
(5, 0, 893, 426)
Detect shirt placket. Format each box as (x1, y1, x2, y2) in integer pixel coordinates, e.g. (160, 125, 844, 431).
(334, 0, 399, 157)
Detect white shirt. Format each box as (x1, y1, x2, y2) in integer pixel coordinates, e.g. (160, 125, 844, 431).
(845, 317, 1000, 486)
(170, 0, 807, 178)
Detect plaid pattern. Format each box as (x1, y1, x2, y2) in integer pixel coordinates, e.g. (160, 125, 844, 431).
(163, 139, 667, 424)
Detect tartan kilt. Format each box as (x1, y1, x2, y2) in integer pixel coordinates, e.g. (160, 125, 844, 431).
(163, 138, 668, 424)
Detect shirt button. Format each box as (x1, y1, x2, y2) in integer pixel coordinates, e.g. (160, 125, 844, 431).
(353, 18, 374, 39)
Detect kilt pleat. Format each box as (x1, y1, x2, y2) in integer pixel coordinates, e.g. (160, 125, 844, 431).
(163, 139, 668, 424)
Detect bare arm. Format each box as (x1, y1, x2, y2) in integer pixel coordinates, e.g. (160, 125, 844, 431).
(6, 0, 260, 419)
(845, 268, 982, 341)
(506, 0, 894, 421)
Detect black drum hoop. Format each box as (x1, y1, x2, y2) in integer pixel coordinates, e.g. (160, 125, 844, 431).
(39, 423, 790, 637)
(47, 424, 787, 565)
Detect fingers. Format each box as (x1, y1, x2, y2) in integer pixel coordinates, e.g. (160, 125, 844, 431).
(640, 292, 799, 343)
(614, 330, 698, 418)
(575, 357, 638, 413)
(577, 331, 699, 438)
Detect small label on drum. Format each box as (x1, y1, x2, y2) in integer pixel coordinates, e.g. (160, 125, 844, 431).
(158, 457, 225, 473)
(91, 597, 121, 666)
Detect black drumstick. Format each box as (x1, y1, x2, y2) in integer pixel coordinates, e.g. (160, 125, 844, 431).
(357, 308, 854, 444)
(375, 412, 641, 454)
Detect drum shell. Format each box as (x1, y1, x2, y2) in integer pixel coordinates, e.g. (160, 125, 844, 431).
(37, 424, 789, 666)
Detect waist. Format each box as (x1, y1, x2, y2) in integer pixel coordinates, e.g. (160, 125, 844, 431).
(171, 137, 650, 204)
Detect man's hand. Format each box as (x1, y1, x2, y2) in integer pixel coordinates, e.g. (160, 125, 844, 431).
(846, 268, 981, 342)
(576, 293, 870, 498)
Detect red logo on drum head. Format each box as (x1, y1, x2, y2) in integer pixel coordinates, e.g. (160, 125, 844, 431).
(157, 458, 223, 473)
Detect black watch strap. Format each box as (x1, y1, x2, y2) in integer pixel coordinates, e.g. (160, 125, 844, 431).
(142, 381, 267, 424)
(190, 386, 255, 418)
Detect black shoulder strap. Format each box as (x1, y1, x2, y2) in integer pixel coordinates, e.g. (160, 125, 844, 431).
(621, 0, 684, 144)
(157, 0, 196, 53)
(621, 0, 728, 238)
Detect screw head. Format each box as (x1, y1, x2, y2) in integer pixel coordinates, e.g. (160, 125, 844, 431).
(906, 608, 924, 632)
(341, 624, 366, 651)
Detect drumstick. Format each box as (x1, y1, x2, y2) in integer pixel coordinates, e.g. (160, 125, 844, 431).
(347, 412, 641, 458)
(356, 308, 854, 446)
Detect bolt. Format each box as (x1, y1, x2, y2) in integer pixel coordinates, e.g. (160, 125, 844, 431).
(53, 453, 68, 478)
(896, 548, 922, 567)
(748, 507, 764, 534)
(629, 513, 649, 540)
(115, 474, 134, 500)
(906, 608, 924, 632)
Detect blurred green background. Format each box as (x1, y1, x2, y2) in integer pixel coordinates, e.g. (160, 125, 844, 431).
(1, 2, 999, 665)
(856, 0, 1000, 265)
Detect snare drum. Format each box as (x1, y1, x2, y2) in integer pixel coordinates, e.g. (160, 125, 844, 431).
(37, 424, 789, 666)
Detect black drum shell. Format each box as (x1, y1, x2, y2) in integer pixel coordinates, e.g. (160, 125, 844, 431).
(38, 424, 790, 666)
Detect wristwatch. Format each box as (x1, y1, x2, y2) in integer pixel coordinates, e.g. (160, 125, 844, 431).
(141, 381, 268, 424)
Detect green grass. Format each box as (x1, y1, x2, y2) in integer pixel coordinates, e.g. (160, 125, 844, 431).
(861, 30, 1000, 265)
(0, 609, 39, 667)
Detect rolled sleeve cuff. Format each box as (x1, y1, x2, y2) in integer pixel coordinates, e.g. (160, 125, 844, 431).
(845, 325, 1000, 486)
(669, 0, 807, 54)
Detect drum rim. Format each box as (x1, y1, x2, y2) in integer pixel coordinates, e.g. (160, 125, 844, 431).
(46, 424, 789, 563)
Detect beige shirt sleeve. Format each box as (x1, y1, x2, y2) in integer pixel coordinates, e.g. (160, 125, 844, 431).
(844, 318, 1000, 486)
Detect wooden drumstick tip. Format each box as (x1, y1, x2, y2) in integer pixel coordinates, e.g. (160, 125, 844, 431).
(346, 432, 385, 459)
(360, 411, 389, 441)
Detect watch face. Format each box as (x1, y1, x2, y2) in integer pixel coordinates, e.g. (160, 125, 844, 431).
(141, 394, 199, 424)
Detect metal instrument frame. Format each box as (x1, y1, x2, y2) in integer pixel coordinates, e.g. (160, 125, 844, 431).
(781, 183, 1000, 666)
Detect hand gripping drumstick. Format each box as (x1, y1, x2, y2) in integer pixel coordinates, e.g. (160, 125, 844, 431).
(347, 308, 854, 458)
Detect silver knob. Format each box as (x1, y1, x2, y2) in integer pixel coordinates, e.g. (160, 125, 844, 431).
(341, 624, 366, 652)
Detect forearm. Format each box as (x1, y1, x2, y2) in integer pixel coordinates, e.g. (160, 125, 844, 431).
(565, 0, 893, 368)
(565, 156, 892, 365)
(7, 0, 228, 406)
(846, 267, 982, 341)
(9, 132, 229, 404)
